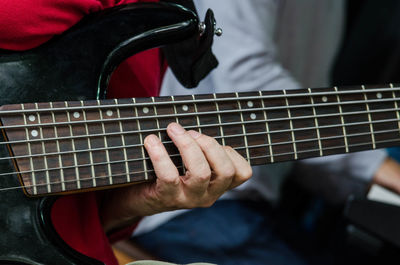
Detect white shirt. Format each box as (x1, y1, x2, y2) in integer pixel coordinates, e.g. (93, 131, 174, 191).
(134, 0, 387, 236)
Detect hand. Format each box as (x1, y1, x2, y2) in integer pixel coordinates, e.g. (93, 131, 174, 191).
(372, 157, 400, 194)
(100, 123, 252, 233)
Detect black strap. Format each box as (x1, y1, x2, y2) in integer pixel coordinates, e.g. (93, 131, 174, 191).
(161, 0, 218, 88)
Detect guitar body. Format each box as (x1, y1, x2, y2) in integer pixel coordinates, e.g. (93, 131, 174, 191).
(0, 3, 200, 264)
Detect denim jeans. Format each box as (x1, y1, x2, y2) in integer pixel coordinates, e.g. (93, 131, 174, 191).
(133, 200, 307, 265)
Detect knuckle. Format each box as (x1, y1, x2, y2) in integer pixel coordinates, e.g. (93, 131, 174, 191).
(197, 167, 212, 182)
(223, 145, 234, 152)
(163, 175, 181, 186)
(240, 164, 253, 180)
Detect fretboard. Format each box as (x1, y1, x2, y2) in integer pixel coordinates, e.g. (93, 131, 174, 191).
(2, 84, 400, 196)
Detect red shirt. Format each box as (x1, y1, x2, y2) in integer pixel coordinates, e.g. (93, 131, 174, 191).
(1, 0, 163, 264)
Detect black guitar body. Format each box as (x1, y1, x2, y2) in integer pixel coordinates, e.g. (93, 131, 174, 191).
(0, 3, 201, 264)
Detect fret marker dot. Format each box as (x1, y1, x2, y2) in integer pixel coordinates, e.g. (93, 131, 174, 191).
(182, 105, 189, 111)
(377, 92, 383, 99)
(143, 107, 149, 114)
(28, 115, 36, 122)
(31, 130, 38, 137)
(106, 110, 113, 117)
(250, 113, 257, 120)
(247, 101, 254, 108)
(322, 96, 328, 103)
(73, 112, 80, 119)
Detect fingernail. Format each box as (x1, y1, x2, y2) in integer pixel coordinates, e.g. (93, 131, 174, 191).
(188, 130, 201, 139)
(145, 134, 160, 148)
(169, 123, 185, 135)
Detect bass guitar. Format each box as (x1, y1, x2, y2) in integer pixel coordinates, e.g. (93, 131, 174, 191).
(1, 2, 400, 265)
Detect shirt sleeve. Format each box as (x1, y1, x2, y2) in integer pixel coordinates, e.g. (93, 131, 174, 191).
(0, 0, 113, 50)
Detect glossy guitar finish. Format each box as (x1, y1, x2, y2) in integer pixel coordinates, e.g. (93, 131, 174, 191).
(0, 3, 200, 264)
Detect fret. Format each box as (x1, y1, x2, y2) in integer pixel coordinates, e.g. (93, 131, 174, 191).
(192, 94, 222, 144)
(362, 85, 376, 149)
(151, 97, 162, 139)
(155, 96, 184, 175)
(117, 98, 149, 182)
(115, 99, 130, 183)
(133, 98, 149, 181)
(171, 96, 179, 124)
(171, 95, 184, 172)
(283, 90, 298, 160)
(262, 90, 294, 162)
(236, 91, 270, 165)
(213, 93, 225, 146)
(80, 100, 97, 187)
(21, 104, 37, 195)
(308, 88, 323, 157)
(192, 95, 202, 133)
(284, 89, 320, 160)
(65, 101, 81, 189)
(235, 92, 250, 161)
(50, 102, 66, 192)
(363, 84, 399, 149)
(259, 91, 274, 163)
(391, 83, 400, 135)
(97, 100, 113, 185)
(35, 103, 51, 193)
(334, 86, 349, 153)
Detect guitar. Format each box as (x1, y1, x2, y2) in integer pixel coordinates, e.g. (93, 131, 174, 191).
(1, 2, 400, 265)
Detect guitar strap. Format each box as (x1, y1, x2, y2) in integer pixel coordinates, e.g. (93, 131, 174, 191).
(161, 0, 218, 88)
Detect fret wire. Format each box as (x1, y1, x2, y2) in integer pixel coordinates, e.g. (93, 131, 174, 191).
(236, 92, 250, 161)
(4, 115, 400, 162)
(21, 104, 37, 195)
(81, 100, 97, 187)
(247, 136, 400, 164)
(362, 85, 376, 149)
(36, 103, 51, 193)
(98, 100, 113, 185)
(151, 97, 163, 139)
(259, 91, 274, 163)
(4, 103, 400, 147)
(50, 102, 65, 191)
(192, 95, 202, 133)
(8, 124, 400, 177)
(391, 83, 400, 136)
(115, 99, 130, 183)
(133, 98, 149, 180)
(171, 96, 185, 175)
(334, 86, 349, 153)
(213, 93, 225, 146)
(308, 88, 323, 157)
(4, 87, 400, 116)
(283, 90, 298, 160)
(65, 101, 81, 189)
(8, 135, 400, 194)
(4, 97, 400, 131)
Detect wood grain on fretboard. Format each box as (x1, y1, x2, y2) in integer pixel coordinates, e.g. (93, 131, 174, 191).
(1, 84, 400, 196)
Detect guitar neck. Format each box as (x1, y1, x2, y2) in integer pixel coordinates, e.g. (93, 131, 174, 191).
(1, 84, 399, 196)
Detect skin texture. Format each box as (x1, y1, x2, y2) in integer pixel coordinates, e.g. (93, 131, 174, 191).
(373, 157, 400, 195)
(100, 123, 252, 233)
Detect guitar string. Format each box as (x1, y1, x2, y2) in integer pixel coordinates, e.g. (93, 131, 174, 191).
(0, 111, 399, 162)
(0, 101, 399, 147)
(0, 136, 399, 194)
(0, 95, 398, 131)
(0, 85, 398, 116)
(0, 124, 399, 178)
(0, 108, 400, 161)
